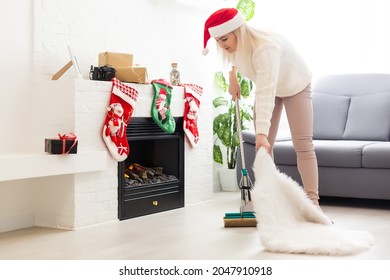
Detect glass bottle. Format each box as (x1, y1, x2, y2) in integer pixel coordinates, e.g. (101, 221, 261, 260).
(170, 62, 181, 86)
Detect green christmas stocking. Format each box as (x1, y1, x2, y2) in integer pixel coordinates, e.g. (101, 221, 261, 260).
(151, 79, 176, 133)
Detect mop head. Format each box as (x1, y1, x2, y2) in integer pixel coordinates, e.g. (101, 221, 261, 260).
(251, 148, 374, 255)
(223, 212, 257, 227)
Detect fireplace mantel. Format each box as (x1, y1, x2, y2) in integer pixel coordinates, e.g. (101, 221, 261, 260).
(0, 151, 108, 182)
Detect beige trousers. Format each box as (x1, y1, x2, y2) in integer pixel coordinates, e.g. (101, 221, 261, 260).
(267, 84, 319, 203)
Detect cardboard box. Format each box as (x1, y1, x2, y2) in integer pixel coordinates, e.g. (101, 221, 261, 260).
(115, 66, 149, 84)
(98, 52, 133, 67)
(45, 138, 78, 154)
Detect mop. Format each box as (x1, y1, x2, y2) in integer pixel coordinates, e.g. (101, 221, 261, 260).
(223, 98, 257, 228)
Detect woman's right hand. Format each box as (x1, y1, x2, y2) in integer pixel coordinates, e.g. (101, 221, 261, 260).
(228, 66, 241, 100)
(228, 78, 241, 100)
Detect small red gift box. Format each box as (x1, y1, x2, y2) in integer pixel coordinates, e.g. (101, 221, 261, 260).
(45, 133, 78, 154)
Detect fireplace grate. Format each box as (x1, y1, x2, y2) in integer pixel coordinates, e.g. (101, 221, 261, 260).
(126, 118, 182, 138)
(118, 117, 184, 220)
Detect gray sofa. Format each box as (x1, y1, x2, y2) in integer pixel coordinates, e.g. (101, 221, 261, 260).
(237, 73, 390, 200)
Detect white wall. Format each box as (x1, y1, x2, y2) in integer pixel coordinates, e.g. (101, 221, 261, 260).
(0, 0, 227, 233)
(1, 1, 33, 153)
(0, 1, 35, 232)
(33, 0, 217, 83)
(252, 0, 390, 77)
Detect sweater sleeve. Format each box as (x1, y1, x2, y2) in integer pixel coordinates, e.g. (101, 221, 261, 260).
(253, 44, 281, 137)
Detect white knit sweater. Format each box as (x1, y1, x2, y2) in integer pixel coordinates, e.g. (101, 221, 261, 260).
(236, 32, 312, 136)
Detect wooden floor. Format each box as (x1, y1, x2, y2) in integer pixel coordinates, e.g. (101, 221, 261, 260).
(0, 192, 390, 260)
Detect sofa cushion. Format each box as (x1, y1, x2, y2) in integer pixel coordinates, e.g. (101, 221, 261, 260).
(343, 92, 390, 141)
(362, 142, 390, 168)
(274, 140, 376, 168)
(312, 92, 350, 140)
(314, 140, 374, 167)
(273, 140, 298, 165)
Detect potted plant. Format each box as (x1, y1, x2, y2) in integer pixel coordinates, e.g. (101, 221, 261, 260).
(213, 71, 254, 190)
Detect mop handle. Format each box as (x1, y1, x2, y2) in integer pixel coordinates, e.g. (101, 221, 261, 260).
(235, 98, 249, 179)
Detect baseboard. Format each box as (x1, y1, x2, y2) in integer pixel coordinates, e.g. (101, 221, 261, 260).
(0, 213, 35, 234)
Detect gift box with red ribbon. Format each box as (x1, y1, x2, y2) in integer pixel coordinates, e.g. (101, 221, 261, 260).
(45, 133, 78, 154)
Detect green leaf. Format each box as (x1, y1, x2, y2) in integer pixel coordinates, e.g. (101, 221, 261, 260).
(236, 0, 255, 21)
(214, 71, 228, 92)
(219, 121, 232, 147)
(237, 71, 243, 82)
(213, 144, 223, 164)
(212, 96, 229, 108)
(213, 113, 226, 134)
(214, 114, 229, 139)
(232, 131, 240, 147)
(241, 110, 253, 122)
(240, 77, 252, 98)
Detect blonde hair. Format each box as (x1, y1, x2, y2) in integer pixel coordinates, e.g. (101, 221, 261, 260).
(216, 23, 273, 73)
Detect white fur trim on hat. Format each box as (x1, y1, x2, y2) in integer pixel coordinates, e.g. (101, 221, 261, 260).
(209, 11, 245, 38)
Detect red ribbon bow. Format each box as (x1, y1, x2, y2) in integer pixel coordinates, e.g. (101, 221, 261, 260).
(58, 132, 78, 154)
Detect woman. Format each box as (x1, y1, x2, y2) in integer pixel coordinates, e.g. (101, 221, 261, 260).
(203, 8, 321, 209)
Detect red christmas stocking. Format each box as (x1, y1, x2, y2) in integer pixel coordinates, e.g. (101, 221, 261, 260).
(102, 78, 139, 162)
(181, 83, 203, 147)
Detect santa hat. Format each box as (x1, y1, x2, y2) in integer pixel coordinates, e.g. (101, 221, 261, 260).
(202, 8, 245, 55)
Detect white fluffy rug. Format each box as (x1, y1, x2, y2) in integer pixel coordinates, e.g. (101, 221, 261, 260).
(251, 148, 374, 255)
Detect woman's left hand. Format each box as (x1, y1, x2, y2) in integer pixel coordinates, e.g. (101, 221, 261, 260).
(256, 134, 271, 154)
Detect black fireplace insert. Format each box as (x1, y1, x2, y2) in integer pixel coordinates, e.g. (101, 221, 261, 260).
(118, 117, 185, 220)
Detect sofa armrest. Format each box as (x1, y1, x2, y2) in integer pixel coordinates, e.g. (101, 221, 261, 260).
(242, 130, 256, 145)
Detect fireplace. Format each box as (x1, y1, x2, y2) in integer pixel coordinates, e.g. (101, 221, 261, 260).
(118, 117, 185, 220)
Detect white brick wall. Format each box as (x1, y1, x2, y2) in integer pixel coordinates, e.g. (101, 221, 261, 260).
(33, 0, 215, 85)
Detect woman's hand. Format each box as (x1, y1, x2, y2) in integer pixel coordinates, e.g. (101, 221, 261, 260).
(256, 134, 271, 154)
(228, 66, 241, 100)
(228, 78, 241, 100)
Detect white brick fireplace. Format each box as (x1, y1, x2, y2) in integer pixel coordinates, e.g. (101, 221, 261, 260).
(0, 80, 213, 231)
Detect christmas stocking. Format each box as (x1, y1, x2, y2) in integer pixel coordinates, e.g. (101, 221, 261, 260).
(151, 79, 176, 133)
(102, 78, 139, 162)
(181, 83, 203, 147)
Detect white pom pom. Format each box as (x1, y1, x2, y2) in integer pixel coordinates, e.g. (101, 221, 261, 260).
(202, 48, 209, 56)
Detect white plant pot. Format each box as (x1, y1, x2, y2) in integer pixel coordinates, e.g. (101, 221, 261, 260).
(218, 167, 239, 192)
